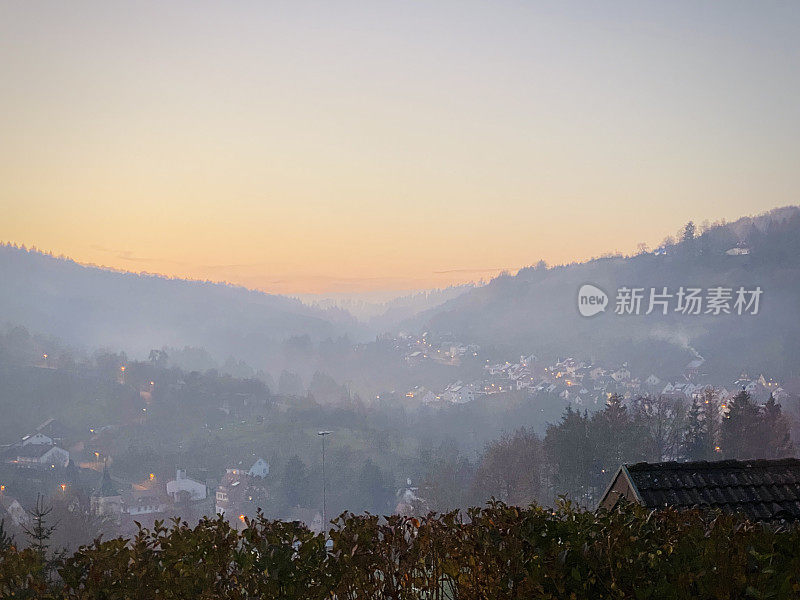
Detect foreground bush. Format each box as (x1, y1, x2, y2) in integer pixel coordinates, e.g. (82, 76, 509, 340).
(2, 501, 800, 599)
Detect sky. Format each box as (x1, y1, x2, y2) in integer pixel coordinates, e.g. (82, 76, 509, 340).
(1, 1, 799, 294)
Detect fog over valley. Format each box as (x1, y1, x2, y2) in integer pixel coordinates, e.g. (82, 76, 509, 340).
(3, 2, 800, 592)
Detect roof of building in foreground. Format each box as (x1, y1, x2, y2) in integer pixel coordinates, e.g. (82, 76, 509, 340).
(621, 458, 800, 522)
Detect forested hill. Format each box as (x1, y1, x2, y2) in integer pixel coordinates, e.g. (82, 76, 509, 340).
(0, 245, 362, 360)
(410, 207, 800, 381)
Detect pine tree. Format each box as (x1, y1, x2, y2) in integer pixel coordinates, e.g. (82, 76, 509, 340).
(22, 494, 64, 584)
(760, 393, 793, 459)
(590, 394, 651, 498)
(544, 407, 592, 503)
(683, 397, 707, 461)
(682, 221, 696, 244)
(721, 390, 760, 459)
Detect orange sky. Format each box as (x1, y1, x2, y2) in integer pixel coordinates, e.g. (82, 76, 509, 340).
(2, 2, 798, 294)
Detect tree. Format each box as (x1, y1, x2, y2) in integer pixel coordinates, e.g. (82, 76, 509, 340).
(759, 393, 793, 459)
(22, 495, 64, 585)
(683, 388, 723, 461)
(473, 428, 546, 506)
(631, 395, 687, 462)
(590, 394, 652, 495)
(680, 221, 697, 257)
(281, 455, 310, 509)
(544, 407, 592, 504)
(422, 455, 475, 512)
(721, 390, 761, 459)
(681, 221, 696, 244)
(683, 397, 707, 461)
(355, 459, 394, 514)
(0, 519, 14, 552)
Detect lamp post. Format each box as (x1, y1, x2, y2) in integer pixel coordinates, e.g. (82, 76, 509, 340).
(317, 431, 332, 532)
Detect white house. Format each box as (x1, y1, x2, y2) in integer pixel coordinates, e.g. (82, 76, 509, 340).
(443, 383, 474, 404)
(166, 468, 207, 502)
(123, 493, 169, 516)
(7, 445, 69, 469)
(21, 433, 53, 446)
(248, 458, 270, 478)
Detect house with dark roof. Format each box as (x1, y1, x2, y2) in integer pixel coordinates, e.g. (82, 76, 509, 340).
(599, 458, 800, 522)
(4, 443, 69, 469)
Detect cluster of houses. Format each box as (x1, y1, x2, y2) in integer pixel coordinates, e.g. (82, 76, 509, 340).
(404, 353, 789, 409)
(213, 459, 271, 528)
(399, 332, 479, 367)
(89, 457, 273, 533)
(2, 428, 70, 470)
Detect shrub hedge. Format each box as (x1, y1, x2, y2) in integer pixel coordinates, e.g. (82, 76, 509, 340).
(2, 500, 800, 599)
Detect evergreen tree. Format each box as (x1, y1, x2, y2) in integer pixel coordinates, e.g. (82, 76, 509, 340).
(721, 390, 761, 459)
(590, 394, 651, 496)
(683, 397, 707, 461)
(760, 393, 793, 459)
(681, 221, 696, 243)
(680, 221, 697, 257)
(22, 495, 64, 584)
(544, 406, 592, 503)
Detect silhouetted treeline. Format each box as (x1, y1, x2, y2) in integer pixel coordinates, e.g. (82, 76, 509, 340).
(424, 391, 795, 510)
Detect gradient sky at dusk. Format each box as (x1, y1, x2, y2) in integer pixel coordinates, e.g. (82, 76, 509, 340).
(2, 1, 799, 294)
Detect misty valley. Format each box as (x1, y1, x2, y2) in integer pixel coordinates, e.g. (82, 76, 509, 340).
(3, 2, 800, 594)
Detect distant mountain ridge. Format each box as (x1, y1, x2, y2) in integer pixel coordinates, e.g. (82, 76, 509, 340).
(0, 244, 363, 361)
(408, 206, 800, 382)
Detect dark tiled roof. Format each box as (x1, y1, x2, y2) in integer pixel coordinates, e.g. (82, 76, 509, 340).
(625, 459, 800, 522)
(4, 444, 57, 459)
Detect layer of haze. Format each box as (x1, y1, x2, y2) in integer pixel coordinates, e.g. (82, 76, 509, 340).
(2, 1, 799, 293)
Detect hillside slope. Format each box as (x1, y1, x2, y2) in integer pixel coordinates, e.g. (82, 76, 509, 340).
(411, 207, 800, 381)
(0, 246, 362, 361)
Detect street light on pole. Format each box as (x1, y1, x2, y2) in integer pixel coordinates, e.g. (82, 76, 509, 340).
(317, 430, 332, 532)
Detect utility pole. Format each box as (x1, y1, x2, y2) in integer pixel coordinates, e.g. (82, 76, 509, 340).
(317, 430, 332, 532)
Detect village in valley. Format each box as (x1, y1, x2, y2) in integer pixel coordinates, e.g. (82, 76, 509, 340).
(0, 414, 431, 537)
(1, 327, 791, 540)
(394, 332, 788, 410)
